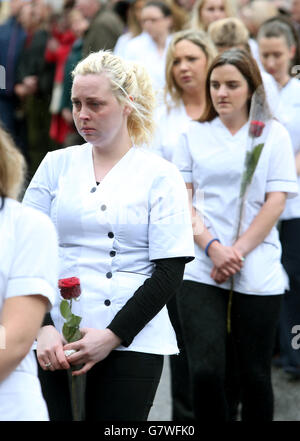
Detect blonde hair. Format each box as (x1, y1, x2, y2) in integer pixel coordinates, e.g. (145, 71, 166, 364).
(190, 0, 237, 31)
(208, 17, 249, 49)
(0, 126, 26, 202)
(165, 29, 217, 107)
(72, 50, 156, 146)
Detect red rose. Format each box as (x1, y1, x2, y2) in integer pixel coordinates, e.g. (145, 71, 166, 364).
(58, 277, 81, 300)
(249, 120, 265, 138)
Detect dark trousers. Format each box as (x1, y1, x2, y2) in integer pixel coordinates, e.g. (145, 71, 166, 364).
(279, 218, 300, 369)
(176, 281, 282, 421)
(167, 295, 194, 421)
(37, 350, 163, 421)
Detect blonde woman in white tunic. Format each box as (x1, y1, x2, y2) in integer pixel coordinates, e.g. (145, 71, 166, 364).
(0, 127, 59, 421)
(258, 18, 300, 379)
(23, 50, 194, 421)
(151, 29, 217, 162)
(172, 49, 298, 421)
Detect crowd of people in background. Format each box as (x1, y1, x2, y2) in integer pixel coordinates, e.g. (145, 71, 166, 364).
(1, 0, 300, 422)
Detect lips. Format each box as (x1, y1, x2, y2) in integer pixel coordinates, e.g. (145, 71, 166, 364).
(180, 76, 192, 82)
(81, 127, 95, 133)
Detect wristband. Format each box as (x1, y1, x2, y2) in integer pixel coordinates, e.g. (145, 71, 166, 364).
(205, 238, 220, 257)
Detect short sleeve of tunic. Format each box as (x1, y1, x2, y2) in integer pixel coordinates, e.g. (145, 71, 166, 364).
(4, 201, 59, 308)
(148, 162, 194, 262)
(22, 150, 62, 216)
(172, 132, 193, 183)
(265, 121, 298, 198)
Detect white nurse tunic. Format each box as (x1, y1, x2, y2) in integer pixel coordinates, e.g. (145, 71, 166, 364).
(151, 100, 191, 162)
(23, 144, 195, 355)
(172, 117, 298, 295)
(122, 32, 172, 96)
(113, 32, 133, 58)
(0, 198, 58, 421)
(275, 78, 300, 220)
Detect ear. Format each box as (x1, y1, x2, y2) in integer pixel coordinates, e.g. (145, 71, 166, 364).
(123, 103, 132, 117)
(290, 44, 296, 60)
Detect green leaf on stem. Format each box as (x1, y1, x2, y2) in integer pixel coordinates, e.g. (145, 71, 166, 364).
(62, 322, 82, 343)
(60, 300, 72, 319)
(66, 314, 82, 328)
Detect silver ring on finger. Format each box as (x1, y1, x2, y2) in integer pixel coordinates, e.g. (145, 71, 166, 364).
(44, 362, 52, 369)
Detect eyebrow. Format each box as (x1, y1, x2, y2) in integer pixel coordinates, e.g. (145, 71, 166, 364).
(71, 96, 101, 101)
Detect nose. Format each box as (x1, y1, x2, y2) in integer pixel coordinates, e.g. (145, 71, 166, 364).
(178, 60, 188, 71)
(217, 84, 228, 97)
(78, 105, 90, 120)
(213, 11, 224, 20)
(265, 56, 276, 70)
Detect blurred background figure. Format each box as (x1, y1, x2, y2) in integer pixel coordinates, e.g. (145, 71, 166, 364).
(44, 0, 76, 146)
(14, 0, 56, 177)
(257, 16, 300, 381)
(60, 7, 89, 146)
(190, 0, 237, 31)
(122, 0, 174, 96)
(76, 0, 124, 57)
(115, 0, 188, 58)
(0, 0, 27, 156)
(114, 0, 146, 57)
(291, 0, 300, 39)
(207, 17, 280, 114)
(239, 0, 278, 69)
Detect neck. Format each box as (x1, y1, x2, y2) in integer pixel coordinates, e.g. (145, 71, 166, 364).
(278, 74, 291, 87)
(153, 33, 168, 50)
(92, 131, 132, 181)
(219, 112, 248, 135)
(182, 87, 204, 106)
(182, 88, 205, 118)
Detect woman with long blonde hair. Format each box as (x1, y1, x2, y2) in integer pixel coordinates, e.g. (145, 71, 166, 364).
(152, 28, 217, 161)
(190, 0, 237, 31)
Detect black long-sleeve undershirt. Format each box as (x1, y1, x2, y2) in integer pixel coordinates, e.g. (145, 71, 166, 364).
(107, 257, 186, 347)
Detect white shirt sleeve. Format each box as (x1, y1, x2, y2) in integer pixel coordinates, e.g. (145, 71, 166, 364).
(172, 132, 193, 183)
(22, 152, 56, 216)
(265, 122, 298, 198)
(148, 164, 194, 262)
(6, 206, 59, 309)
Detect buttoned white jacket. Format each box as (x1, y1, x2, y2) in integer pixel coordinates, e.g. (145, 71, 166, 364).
(23, 145, 195, 355)
(0, 199, 58, 421)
